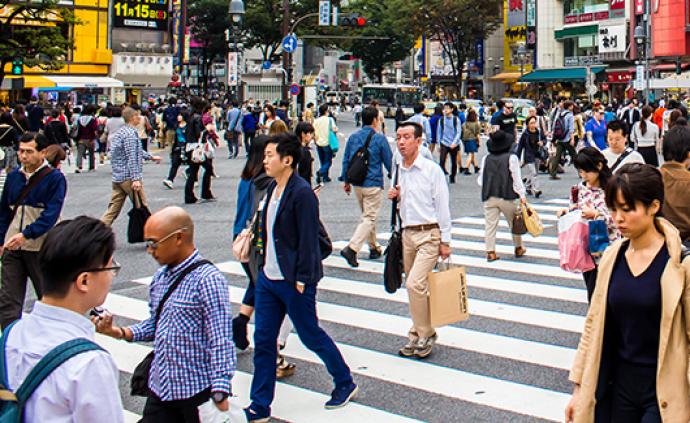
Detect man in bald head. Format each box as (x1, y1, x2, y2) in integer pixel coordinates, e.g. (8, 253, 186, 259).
(95, 207, 236, 422)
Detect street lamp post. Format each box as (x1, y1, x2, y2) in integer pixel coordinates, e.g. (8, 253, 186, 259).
(517, 43, 527, 99)
(228, 0, 245, 101)
(634, 0, 651, 105)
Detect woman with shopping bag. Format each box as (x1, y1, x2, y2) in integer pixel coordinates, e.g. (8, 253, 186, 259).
(565, 163, 690, 423)
(557, 147, 620, 301)
(477, 130, 527, 262)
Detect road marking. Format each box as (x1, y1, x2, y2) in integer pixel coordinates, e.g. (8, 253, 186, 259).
(97, 335, 419, 423)
(453, 215, 558, 226)
(449, 227, 560, 246)
(215, 259, 584, 333)
(544, 199, 570, 205)
(106, 290, 576, 370)
(326, 252, 578, 281)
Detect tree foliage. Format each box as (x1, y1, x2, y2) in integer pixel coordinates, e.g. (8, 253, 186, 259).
(347, 0, 415, 83)
(0, 0, 78, 87)
(403, 0, 502, 93)
(187, 0, 231, 92)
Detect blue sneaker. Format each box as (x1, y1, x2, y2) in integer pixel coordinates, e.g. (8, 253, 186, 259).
(324, 383, 358, 409)
(244, 406, 270, 422)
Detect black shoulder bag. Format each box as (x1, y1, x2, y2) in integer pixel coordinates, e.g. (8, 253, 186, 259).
(130, 259, 212, 397)
(345, 130, 375, 186)
(383, 165, 403, 293)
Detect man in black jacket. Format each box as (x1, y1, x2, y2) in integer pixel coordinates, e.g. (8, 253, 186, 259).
(244, 132, 357, 422)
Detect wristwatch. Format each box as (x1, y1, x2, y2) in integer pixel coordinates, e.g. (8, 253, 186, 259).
(212, 392, 228, 403)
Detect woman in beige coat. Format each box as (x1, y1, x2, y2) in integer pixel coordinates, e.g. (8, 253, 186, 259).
(565, 163, 690, 423)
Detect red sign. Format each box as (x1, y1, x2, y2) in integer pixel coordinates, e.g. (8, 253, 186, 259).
(564, 14, 578, 24)
(607, 71, 633, 83)
(601, 83, 610, 91)
(635, 0, 644, 14)
(610, 0, 625, 11)
(578, 13, 594, 22)
(594, 11, 610, 20)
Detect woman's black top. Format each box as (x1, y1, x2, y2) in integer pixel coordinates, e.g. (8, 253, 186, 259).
(607, 241, 668, 367)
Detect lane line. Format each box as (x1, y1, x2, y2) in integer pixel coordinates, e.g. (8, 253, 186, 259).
(97, 336, 419, 423)
(101, 300, 569, 422)
(450, 227, 559, 246)
(105, 290, 576, 370)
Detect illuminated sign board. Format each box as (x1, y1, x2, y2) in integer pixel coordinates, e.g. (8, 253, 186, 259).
(112, 0, 169, 30)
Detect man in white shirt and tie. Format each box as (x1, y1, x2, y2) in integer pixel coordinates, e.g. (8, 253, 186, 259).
(387, 121, 452, 359)
(2, 216, 123, 422)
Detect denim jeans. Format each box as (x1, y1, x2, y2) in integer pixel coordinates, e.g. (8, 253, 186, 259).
(316, 145, 333, 179)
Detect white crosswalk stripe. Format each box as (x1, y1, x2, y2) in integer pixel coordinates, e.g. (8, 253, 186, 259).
(105, 199, 581, 422)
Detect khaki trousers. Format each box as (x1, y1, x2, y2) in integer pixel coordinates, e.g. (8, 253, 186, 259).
(402, 226, 441, 340)
(483, 197, 523, 252)
(101, 180, 148, 226)
(348, 187, 383, 252)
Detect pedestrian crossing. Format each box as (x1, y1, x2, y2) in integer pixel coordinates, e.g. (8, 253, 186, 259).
(100, 199, 583, 422)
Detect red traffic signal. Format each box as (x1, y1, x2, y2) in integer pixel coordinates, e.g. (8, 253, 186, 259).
(339, 13, 366, 28)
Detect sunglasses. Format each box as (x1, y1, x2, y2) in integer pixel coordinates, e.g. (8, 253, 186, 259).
(83, 259, 122, 277)
(145, 228, 187, 250)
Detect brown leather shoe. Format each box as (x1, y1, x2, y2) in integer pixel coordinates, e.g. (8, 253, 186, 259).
(487, 251, 500, 262)
(515, 246, 527, 258)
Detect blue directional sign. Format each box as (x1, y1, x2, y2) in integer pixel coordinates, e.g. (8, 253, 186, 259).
(262, 60, 272, 70)
(282, 34, 298, 54)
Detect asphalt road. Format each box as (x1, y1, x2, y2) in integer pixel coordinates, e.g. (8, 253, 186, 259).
(21, 112, 583, 422)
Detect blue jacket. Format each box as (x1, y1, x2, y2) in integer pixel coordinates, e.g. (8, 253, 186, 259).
(242, 113, 258, 133)
(260, 173, 323, 285)
(0, 165, 66, 251)
(429, 114, 442, 143)
(340, 126, 392, 187)
(233, 178, 253, 237)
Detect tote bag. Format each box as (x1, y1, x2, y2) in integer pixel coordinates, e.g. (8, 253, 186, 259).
(522, 202, 544, 237)
(328, 118, 339, 153)
(588, 219, 610, 255)
(557, 211, 595, 273)
(428, 261, 469, 327)
(127, 192, 151, 244)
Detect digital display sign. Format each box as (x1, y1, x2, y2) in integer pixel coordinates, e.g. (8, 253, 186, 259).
(113, 0, 169, 31)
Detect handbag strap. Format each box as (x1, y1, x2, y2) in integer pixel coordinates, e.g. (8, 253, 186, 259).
(610, 148, 632, 173)
(8, 166, 52, 227)
(390, 165, 400, 230)
(153, 259, 212, 328)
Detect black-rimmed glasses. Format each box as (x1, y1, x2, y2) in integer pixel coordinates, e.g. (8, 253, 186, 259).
(83, 259, 122, 277)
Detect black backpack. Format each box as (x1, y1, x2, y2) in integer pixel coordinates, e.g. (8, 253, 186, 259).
(345, 130, 375, 186)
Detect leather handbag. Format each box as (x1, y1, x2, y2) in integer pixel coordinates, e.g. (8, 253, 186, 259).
(130, 259, 212, 397)
(127, 191, 151, 244)
(511, 205, 528, 235)
(384, 166, 403, 293)
(521, 202, 544, 237)
(232, 210, 259, 263)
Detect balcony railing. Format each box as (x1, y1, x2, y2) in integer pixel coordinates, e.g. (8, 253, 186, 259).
(564, 55, 603, 66)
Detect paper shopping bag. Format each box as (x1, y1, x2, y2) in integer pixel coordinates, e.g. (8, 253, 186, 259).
(428, 263, 469, 328)
(557, 210, 596, 273)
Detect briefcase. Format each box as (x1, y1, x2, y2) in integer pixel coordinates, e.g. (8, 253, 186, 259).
(428, 262, 469, 327)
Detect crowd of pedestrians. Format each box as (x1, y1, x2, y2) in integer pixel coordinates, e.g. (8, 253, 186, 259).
(0, 91, 689, 423)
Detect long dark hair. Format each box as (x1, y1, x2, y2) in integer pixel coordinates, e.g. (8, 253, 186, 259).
(241, 135, 269, 180)
(640, 105, 653, 135)
(573, 147, 612, 188)
(605, 163, 664, 217)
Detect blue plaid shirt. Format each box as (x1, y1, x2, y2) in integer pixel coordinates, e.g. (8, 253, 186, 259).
(110, 125, 152, 183)
(128, 251, 236, 400)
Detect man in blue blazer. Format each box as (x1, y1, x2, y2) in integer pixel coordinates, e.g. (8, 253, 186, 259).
(245, 132, 357, 422)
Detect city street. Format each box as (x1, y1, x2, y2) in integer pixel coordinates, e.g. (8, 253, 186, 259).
(33, 114, 585, 422)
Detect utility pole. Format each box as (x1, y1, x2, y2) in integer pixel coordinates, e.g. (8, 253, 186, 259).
(281, 0, 290, 101)
(644, 0, 651, 105)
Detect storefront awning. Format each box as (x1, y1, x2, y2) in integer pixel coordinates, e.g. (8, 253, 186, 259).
(115, 74, 170, 89)
(1, 75, 56, 90)
(490, 72, 522, 82)
(45, 76, 124, 88)
(519, 66, 606, 82)
(554, 25, 598, 40)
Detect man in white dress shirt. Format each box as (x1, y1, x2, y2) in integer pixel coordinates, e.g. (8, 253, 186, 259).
(2, 216, 123, 422)
(388, 121, 452, 359)
(602, 120, 644, 173)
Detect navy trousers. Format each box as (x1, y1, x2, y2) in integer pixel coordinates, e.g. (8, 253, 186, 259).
(316, 145, 333, 179)
(249, 271, 352, 415)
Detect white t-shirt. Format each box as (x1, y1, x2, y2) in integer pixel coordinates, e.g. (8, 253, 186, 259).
(631, 119, 660, 148)
(603, 148, 645, 173)
(263, 190, 284, 280)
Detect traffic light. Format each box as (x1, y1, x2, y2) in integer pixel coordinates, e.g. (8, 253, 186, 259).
(11, 57, 23, 75)
(339, 13, 366, 28)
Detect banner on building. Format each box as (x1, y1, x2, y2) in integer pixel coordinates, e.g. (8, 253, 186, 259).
(609, 0, 625, 18)
(598, 23, 626, 53)
(504, 0, 531, 72)
(228, 52, 239, 86)
(112, 0, 169, 30)
(171, 0, 184, 67)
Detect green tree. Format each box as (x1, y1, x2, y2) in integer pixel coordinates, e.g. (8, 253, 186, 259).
(347, 0, 414, 83)
(187, 0, 231, 93)
(0, 0, 77, 88)
(404, 0, 502, 94)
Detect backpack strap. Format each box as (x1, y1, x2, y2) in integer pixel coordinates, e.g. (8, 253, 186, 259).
(0, 321, 20, 391)
(13, 338, 103, 405)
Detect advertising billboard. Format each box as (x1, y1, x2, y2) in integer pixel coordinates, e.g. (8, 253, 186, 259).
(112, 0, 169, 30)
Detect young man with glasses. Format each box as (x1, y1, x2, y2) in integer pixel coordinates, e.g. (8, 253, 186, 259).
(491, 101, 518, 141)
(95, 206, 235, 422)
(2, 216, 124, 422)
(0, 132, 67, 329)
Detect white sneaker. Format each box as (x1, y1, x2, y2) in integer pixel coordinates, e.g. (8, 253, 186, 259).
(162, 179, 174, 189)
